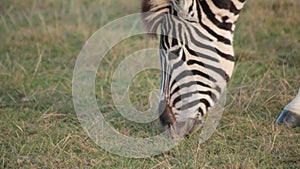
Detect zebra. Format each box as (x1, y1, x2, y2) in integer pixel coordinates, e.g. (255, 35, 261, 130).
(141, 0, 300, 138)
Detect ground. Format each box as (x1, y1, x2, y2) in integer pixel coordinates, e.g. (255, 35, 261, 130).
(1, 0, 300, 168)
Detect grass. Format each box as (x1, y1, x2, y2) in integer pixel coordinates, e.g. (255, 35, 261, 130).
(1, 0, 300, 168)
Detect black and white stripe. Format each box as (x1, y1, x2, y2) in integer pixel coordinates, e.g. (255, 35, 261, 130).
(142, 0, 247, 137)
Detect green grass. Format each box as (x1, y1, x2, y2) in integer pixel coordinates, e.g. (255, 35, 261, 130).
(1, 0, 300, 168)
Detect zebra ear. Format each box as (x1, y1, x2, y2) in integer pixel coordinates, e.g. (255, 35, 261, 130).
(141, 0, 159, 38)
(141, 0, 171, 38)
(141, 0, 157, 38)
(141, 0, 151, 14)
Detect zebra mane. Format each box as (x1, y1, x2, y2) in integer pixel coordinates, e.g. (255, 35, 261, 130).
(141, 0, 171, 37)
(141, 0, 246, 37)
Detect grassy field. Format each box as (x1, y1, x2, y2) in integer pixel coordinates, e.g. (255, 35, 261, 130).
(1, 0, 300, 168)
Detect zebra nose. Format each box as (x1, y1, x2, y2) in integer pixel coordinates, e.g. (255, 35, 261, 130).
(275, 109, 300, 128)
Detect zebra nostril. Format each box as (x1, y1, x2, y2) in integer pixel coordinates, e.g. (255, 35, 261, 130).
(222, 16, 229, 22)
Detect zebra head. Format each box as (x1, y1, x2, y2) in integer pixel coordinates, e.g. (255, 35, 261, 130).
(142, 0, 246, 138)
